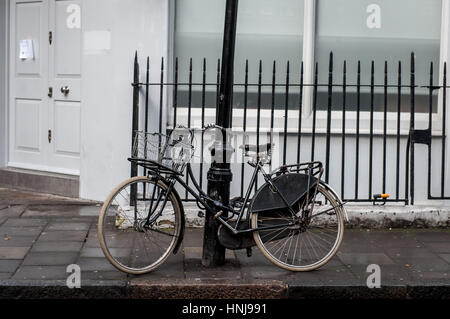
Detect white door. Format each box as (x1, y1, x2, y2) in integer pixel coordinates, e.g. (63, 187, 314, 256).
(9, 0, 81, 175)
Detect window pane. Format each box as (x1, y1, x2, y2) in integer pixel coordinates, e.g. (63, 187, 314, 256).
(316, 0, 442, 112)
(175, 0, 304, 109)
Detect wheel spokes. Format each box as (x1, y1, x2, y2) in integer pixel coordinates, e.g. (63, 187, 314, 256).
(100, 178, 179, 273)
(255, 185, 343, 270)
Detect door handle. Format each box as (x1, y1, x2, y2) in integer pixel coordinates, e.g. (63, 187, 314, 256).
(61, 86, 70, 96)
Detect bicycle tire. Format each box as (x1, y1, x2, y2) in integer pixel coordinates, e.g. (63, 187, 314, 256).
(98, 176, 182, 275)
(251, 184, 344, 272)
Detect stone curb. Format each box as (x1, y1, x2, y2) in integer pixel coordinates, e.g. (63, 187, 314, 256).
(0, 281, 448, 299)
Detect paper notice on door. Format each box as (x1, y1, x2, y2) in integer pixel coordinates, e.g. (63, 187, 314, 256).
(19, 39, 35, 60)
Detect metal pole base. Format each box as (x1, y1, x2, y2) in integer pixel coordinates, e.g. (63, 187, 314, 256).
(202, 167, 232, 267)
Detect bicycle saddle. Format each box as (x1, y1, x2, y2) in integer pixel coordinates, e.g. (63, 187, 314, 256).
(240, 143, 273, 153)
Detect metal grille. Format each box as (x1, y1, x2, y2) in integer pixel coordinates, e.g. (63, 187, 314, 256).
(130, 52, 449, 205)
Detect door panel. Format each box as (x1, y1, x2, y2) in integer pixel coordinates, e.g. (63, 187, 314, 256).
(52, 101, 81, 156)
(54, 0, 81, 77)
(15, 99, 42, 153)
(15, 2, 43, 76)
(9, 0, 49, 168)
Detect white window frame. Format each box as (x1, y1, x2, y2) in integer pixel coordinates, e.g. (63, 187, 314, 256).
(170, 0, 450, 137)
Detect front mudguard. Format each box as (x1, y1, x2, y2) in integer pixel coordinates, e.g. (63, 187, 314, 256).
(171, 187, 186, 254)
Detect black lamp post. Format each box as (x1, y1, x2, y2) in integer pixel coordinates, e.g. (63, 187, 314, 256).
(202, 0, 239, 267)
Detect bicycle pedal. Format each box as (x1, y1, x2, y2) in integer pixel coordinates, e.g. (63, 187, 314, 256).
(246, 247, 253, 258)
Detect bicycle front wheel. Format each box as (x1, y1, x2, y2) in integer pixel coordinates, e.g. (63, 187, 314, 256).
(252, 184, 344, 272)
(98, 176, 182, 275)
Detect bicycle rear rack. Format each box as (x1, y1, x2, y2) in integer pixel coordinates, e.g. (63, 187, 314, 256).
(273, 161, 324, 178)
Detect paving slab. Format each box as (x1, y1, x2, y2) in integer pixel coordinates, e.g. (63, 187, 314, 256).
(0, 260, 22, 273)
(37, 230, 88, 242)
(0, 236, 37, 248)
(22, 252, 79, 266)
(45, 222, 91, 231)
(424, 242, 450, 253)
(0, 247, 30, 259)
(76, 258, 119, 272)
(0, 206, 26, 218)
(413, 230, 450, 242)
(80, 247, 128, 258)
(439, 254, 450, 263)
(12, 266, 69, 280)
(130, 250, 185, 281)
(84, 237, 102, 248)
(337, 252, 395, 265)
(30, 241, 84, 253)
(0, 273, 12, 280)
(390, 257, 450, 272)
(183, 229, 204, 247)
(184, 246, 235, 261)
(384, 247, 438, 259)
(0, 227, 44, 237)
(184, 259, 242, 281)
(2, 219, 49, 227)
(81, 271, 128, 281)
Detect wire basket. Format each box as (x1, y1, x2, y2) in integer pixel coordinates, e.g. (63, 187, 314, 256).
(131, 127, 195, 174)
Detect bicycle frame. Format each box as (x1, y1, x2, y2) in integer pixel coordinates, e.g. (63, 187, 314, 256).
(147, 160, 323, 237)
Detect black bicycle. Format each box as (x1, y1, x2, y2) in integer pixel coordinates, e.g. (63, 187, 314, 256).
(98, 125, 346, 274)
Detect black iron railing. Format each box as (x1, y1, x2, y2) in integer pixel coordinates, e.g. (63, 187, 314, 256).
(131, 52, 449, 205)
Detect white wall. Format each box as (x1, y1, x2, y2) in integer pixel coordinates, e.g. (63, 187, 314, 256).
(80, 0, 169, 201)
(0, 0, 7, 167)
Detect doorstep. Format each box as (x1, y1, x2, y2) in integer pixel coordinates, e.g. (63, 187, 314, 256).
(0, 168, 79, 198)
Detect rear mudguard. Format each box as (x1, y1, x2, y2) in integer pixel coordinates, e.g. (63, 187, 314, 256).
(250, 173, 318, 214)
(149, 176, 185, 255)
(319, 181, 349, 223)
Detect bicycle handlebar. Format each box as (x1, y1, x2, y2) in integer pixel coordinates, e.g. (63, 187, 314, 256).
(171, 124, 227, 135)
(202, 124, 226, 132)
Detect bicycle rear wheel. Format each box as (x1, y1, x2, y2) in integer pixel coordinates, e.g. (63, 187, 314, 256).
(98, 176, 182, 275)
(252, 184, 344, 272)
